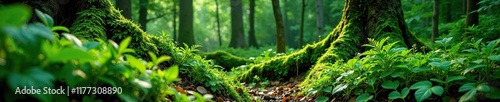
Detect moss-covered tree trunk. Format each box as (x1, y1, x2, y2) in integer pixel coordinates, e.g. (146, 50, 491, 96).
(239, 0, 426, 81)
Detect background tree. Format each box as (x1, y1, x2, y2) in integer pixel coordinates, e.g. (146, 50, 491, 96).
(315, 0, 323, 41)
(172, 0, 178, 41)
(216, 0, 222, 46)
(139, 0, 148, 30)
(299, 0, 305, 48)
(248, 0, 258, 48)
(179, 0, 195, 46)
(432, 0, 439, 42)
(466, 0, 479, 27)
(116, 0, 132, 19)
(271, 0, 285, 53)
(229, 0, 247, 48)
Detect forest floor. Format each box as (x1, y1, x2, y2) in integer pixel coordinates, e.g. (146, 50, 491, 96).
(173, 73, 326, 102)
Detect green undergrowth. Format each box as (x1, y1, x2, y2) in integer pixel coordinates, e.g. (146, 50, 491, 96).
(300, 37, 500, 102)
(1, 3, 252, 102)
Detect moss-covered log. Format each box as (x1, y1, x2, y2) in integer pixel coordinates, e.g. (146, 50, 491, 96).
(238, 0, 427, 81)
(1, 0, 252, 101)
(199, 51, 252, 71)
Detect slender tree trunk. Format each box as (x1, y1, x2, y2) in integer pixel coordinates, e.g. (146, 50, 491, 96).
(179, 0, 195, 46)
(173, 0, 177, 41)
(462, 0, 467, 15)
(444, 1, 451, 23)
(271, 0, 286, 53)
(432, 0, 439, 42)
(248, 0, 258, 48)
(229, 0, 247, 48)
(299, 0, 306, 48)
(116, 0, 132, 19)
(139, 0, 148, 31)
(315, 0, 324, 41)
(216, 0, 222, 46)
(466, 0, 479, 27)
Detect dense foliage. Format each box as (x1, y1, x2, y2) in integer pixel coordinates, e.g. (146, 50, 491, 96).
(301, 37, 500, 101)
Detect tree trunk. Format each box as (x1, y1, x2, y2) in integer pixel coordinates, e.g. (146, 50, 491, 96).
(315, 0, 323, 41)
(229, 0, 247, 48)
(239, 0, 426, 81)
(299, 0, 306, 48)
(432, 0, 439, 42)
(139, 0, 148, 31)
(466, 0, 479, 27)
(271, 0, 286, 53)
(248, 0, 258, 48)
(173, 0, 177, 41)
(178, 0, 195, 46)
(115, 0, 132, 19)
(215, 0, 222, 46)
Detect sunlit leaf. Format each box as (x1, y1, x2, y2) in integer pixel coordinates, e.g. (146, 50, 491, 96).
(355, 93, 373, 102)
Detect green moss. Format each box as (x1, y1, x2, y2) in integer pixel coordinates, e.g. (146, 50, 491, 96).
(67, 0, 252, 101)
(200, 51, 252, 71)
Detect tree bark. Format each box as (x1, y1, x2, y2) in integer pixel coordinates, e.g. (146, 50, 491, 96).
(173, 0, 177, 41)
(215, 0, 222, 46)
(315, 0, 324, 41)
(139, 0, 148, 31)
(239, 0, 426, 81)
(432, 0, 439, 42)
(271, 0, 286, 53)
(115, 0, 132, 19)
(179, 0, 195, 46)
(248, 0, 258, 48)
(466, 0, 479, 27)
(229, 0, 247, 48)
(299, 0, 306, 48)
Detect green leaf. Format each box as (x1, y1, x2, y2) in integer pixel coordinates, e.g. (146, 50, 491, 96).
(315, 96, 329, 102)
(476, 83, 490, 92)
(388, 91, 402, 99)
(165, 65, 179, 81)
(118, 37, 132, 54)
(429, 61, 451, 71)
(48, 48, 93, 63)
(367, 78, 376, 86)
(488, 54, 500, 62)
(391, 71, 405, 78)
(133, 78, 151, 89)
(125, 55, 146, 73)
(445, 76, 466, 83)
(485, 87, 500, 99)
(193, 92, 206, 102)
(412, 66, 432, 73)
(380, 71, 394, 78)
(450, 42, 463, 53)
(156, 56, 170, 65)
(8, 68, 55, 102)
(401, 87, 410, 98)
(332, 83, 348, 94)
(117, 93, 138, 102)
(62, 33, 82, 47)
(459, 90, 477, 102)
(0, 4, 31, 27)
(463, 64, 487, 74)
(459, 83, 477, 92)
(431, 86, 444, 96)
(430, 78, 445, 84)
(381, 80, 400, 89)
(410, 81, 432, 89)
(51, 26, 69, 32)
(323, 86, 333, 93)
(34, 9, 54, 27)
(355, 93, 373, 102)
(414, 88, 433, 102)
(209, 81, 217, 86)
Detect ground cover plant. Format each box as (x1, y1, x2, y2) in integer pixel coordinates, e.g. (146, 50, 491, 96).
(2, 0, 500, 101)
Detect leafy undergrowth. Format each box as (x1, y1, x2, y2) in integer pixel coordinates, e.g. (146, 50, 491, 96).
(300, 37, 500, 102)
(0, 4, 252, 102)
